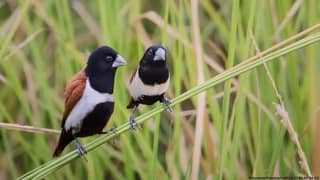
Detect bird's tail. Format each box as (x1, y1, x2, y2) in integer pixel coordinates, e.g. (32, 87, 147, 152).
(53, 129, 73, 157)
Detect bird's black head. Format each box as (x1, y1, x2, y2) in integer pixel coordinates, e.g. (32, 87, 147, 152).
(140, 45, 167, 66)
(86, 46, 126, 77)
(85, 46, 126, 93)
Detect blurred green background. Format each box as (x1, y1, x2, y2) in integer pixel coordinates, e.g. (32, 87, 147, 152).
(0, 0, 320, 179)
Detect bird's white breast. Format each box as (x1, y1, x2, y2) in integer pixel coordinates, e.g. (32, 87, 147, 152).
(128, 72, 170, 100)
(64, 79, 114, 132)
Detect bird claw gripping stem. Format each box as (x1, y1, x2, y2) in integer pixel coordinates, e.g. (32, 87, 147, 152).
(107, 127, 118, 135)
(74, 138, 87, 161)
(162, 97, 173, 112)
(129, 113, 142, 130)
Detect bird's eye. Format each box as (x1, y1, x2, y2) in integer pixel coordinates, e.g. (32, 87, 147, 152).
(147, 49, 153, 55)
(105, 56, 113, 62)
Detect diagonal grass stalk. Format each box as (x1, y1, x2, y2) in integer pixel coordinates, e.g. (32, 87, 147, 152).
(18, 27, 320, 179)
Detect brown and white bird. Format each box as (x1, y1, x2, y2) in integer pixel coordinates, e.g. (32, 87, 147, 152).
(53, 46, 126, 157)
(127, 45, 171, 129)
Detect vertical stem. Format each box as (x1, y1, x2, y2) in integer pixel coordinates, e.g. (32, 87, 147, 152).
(219, 0, 239, 178)
(190, 0, 206, 179)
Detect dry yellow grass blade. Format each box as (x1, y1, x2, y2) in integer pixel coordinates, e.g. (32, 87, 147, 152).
(0, 122, 60, 135)
(0, 73, 7, 84)
(130, 20, 152, 47)
(273, 0, 304, 40)
(250, 30, 312, 176)
(4, 29, 44, 61)
(312, 105, 320, 176)
(71, 0, 102, 43)
(190, 0, 206, 179)
(130, 11, 224, 73)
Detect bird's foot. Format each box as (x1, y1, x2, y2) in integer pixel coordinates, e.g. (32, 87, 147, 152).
(74, 138, 87, 161)
(129, 113, 142, 130)
(162, 97, 173, 112)
(108, 127, 118, 135)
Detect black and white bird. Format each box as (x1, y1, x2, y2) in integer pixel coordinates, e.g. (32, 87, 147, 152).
(53, 46, 126, 157)
(127, 45, 171, 129)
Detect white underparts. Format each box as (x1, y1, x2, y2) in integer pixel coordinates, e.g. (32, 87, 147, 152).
(64, 79, 114, 132)
(128, 72, 170, 100)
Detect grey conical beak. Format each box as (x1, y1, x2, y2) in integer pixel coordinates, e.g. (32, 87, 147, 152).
(153, 48, 166, 61)
(112, 55, 127, 67)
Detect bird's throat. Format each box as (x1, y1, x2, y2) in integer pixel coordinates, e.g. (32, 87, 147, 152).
(139, 65, 169, 85)
(88, 71, 115, 94)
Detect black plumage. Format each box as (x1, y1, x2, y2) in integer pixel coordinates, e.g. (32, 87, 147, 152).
(76, 102, 114, 137)
(53, 46, 126, 157)
(127, 45, 171, 129)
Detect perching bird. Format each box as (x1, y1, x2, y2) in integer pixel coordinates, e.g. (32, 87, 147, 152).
(127, 45, 171, 129)
(53, 46, 126, 157)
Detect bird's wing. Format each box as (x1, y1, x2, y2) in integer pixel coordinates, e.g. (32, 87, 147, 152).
(61, 71, 87, 128)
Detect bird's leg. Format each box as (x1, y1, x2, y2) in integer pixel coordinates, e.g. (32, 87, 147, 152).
(161, 96, 173, 112)
(130, 105, 141, 130)
(74, 137, 87, 161)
